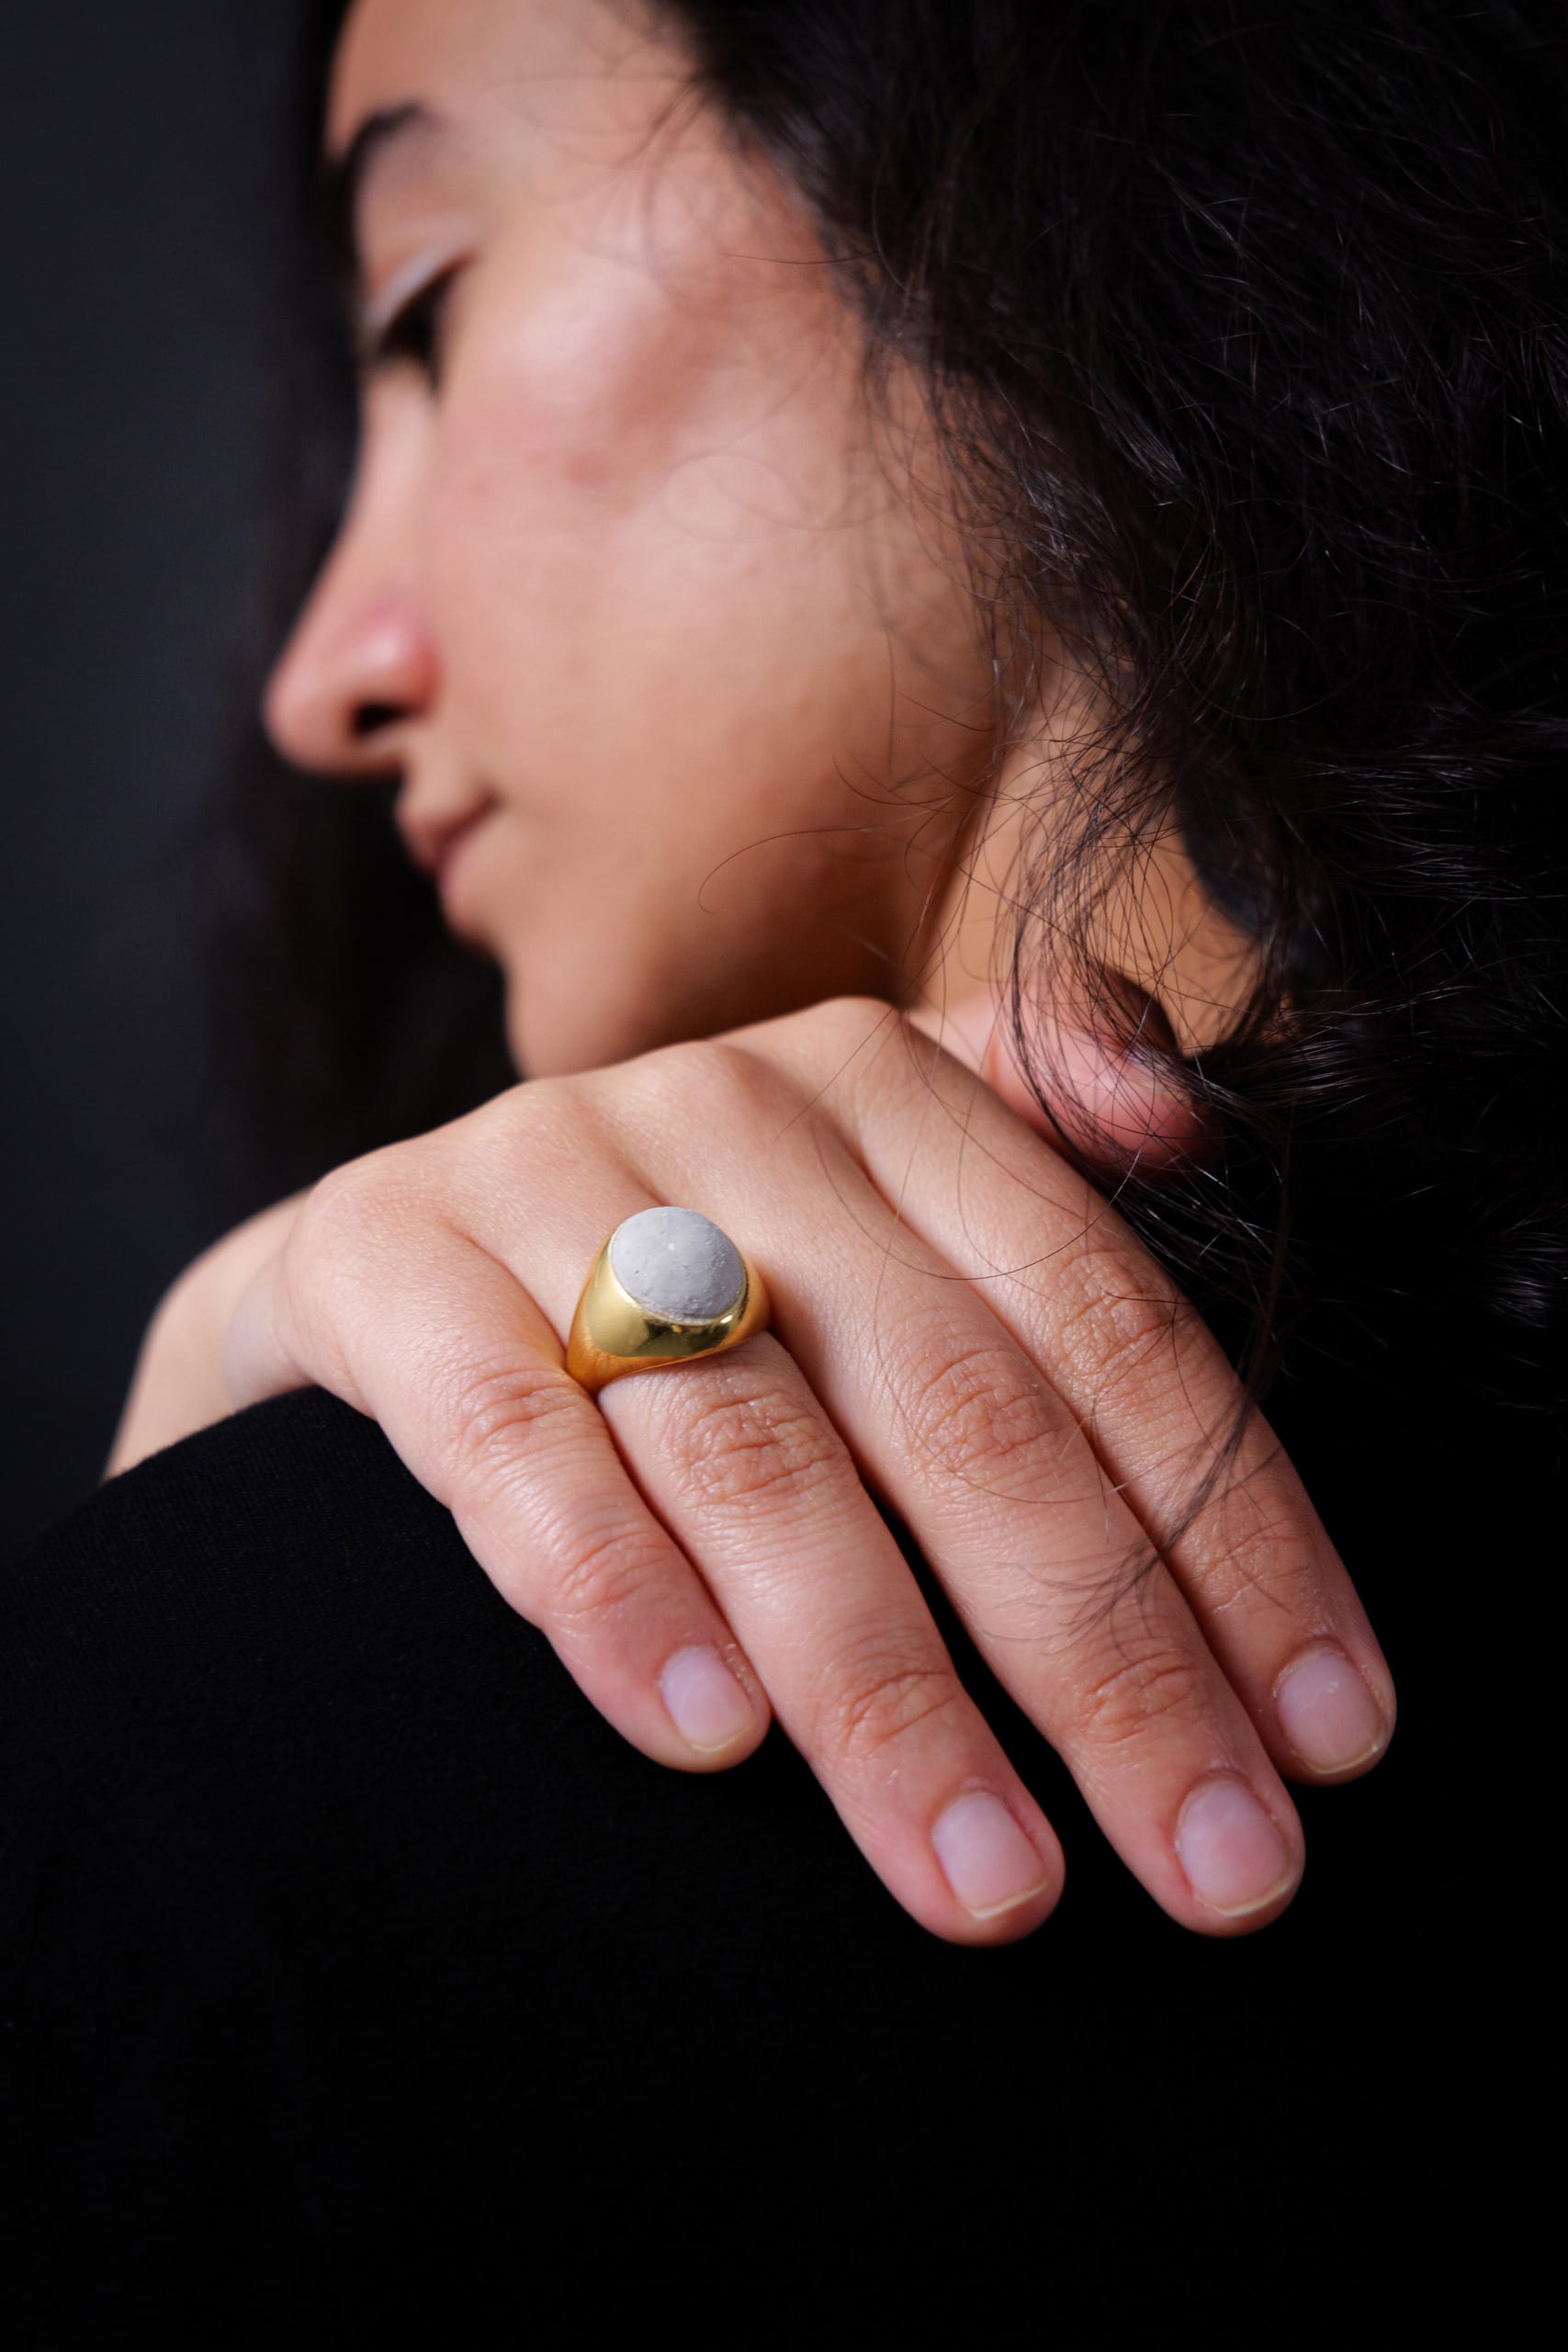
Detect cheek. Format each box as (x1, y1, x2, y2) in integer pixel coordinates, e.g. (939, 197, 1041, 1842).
(415, 222, 993, 1067)
(423, 246, 735, 690)
(423, 240, 954, 818)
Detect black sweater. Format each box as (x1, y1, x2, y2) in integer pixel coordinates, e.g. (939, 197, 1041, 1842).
(0, 1381, 1496, 2342)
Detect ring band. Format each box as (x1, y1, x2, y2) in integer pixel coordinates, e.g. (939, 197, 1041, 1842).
(566, 1205, 771, 1396)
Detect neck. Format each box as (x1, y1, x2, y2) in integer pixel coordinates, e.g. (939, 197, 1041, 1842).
(908, 698, 1259, 1058)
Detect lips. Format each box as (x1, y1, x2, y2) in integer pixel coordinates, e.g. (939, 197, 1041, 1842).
(397, 797, 496, 889)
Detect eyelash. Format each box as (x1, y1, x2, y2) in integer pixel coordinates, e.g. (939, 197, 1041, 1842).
(358, 266, 460, 389)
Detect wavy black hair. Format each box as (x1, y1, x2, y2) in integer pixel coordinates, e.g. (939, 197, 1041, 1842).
(217, 0, 1567, 1428)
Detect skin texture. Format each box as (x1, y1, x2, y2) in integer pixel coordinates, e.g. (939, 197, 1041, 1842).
(107, 0, 1395, 1945)
(266, 0, 998, 1078)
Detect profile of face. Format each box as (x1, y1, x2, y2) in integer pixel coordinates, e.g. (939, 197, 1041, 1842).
(264, 0, 1001, 1080)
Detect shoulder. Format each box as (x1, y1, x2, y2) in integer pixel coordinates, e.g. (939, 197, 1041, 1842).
(0, 1384, 877, 1996)
(1, 1388, 525, 1789)
(0, 1386, 685, 1889)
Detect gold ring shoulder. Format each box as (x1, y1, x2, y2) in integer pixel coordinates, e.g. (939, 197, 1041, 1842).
(565, 1238, 771, 1396)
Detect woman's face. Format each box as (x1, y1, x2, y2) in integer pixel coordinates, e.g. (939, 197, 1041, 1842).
(264, 0, 997, 1077)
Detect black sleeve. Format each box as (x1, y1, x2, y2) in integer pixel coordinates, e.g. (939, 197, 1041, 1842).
(0, 1385, 1476, 2343)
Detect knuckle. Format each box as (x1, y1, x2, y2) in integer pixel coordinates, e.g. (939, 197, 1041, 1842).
(807, 994, 916, 1111)
(276, 1153, 412, 1365)
(547, 1519, 680, 1642)
(1074, 1638, 1211, 1753)
(439, 1357, 584, 1496)
(805, 993, 902, 1057)
(430, 1074, 604, 1204)
(1048, 1242, 1190, 1407)
(298, 1148, 401, 1245)
(1196, 1468, 1328, 1621)
(511, 1069, 612, 1156)
(728, 994, 905, 1125)
(816, 1634, 968, 1770)
(748, 990, 895, 1058)
(666, 1379, 846, 1515)
(817, 991, 898, 1026)
(288, 1148, 422, 1303)
(627, 1032, 794, 1134)
(897, 1335, 1066, 1498)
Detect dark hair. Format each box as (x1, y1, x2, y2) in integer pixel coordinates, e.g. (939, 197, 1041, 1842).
(219, 0, 1567, 1426)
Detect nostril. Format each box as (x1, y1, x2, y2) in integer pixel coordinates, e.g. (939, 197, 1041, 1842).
(351, 701, 406, 739)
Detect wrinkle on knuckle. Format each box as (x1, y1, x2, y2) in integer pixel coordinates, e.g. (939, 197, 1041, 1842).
(1195, 1480, 1327, 1622)
(667, 1380, 844, 1514)
(897, 1335, 1066, 1498)
(547, 1520, 677, 1642)
(1049, 1242, 1190, 1409)
(816, 1635, 965, 1771)
(440, 1358, 583, 1497)
(1074, 1638, 1209, 1753)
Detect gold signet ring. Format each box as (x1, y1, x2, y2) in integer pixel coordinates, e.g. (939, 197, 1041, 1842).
(565, 1205, 772, 1397)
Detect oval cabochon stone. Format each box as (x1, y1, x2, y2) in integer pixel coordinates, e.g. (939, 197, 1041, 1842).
(607, 1205, 746, 1324)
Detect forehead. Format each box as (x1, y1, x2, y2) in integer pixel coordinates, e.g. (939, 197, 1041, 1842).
(327, 0, 649, 156)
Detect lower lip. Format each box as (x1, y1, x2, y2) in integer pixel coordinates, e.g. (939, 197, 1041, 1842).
(434, 810, 498, 931)
(435, 810, 494, 896)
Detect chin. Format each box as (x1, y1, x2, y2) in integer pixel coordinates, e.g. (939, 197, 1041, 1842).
(502, 933, 852, 1081)
(502, 960, 677, 1080)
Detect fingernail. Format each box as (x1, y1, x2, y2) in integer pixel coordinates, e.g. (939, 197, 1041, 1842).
(660, 1645, 756, 1753)
(1274, 1645, 1388, 1774)
(931, 1791, 1050, 1918)
(1177, 1776, 1297, 1917)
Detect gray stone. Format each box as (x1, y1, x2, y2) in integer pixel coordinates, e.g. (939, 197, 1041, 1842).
(608, 1205, 746, 1325)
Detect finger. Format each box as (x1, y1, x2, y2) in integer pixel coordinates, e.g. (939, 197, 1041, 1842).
(560, 1035, 1308, 1934)
(908, 988, 1210, 1168)
(604, 1332, 1066, 1945)
(224, 1165, 772, 1773)
(436, 1147, 1065, 1946)
(827, 1001, 1396, 1789)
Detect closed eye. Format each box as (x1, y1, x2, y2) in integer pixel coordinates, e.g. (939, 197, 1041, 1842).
(357, 265, 461, 390)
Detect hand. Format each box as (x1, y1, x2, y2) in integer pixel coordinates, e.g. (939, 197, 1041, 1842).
(109, 993, 1394, 1945)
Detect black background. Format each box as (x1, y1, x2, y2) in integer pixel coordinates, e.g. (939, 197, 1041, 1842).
(1, 2, 317, 1554)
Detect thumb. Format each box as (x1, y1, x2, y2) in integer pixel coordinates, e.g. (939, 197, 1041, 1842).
(907, 985, 1209, 1171)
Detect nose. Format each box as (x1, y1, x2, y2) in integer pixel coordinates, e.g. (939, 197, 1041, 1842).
(262, 520, 439, 779)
